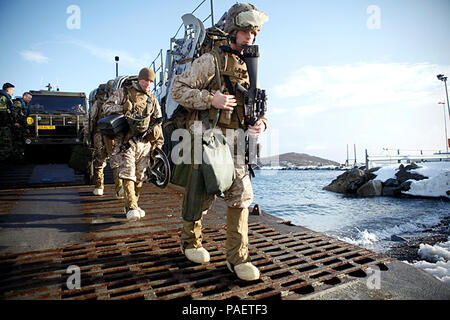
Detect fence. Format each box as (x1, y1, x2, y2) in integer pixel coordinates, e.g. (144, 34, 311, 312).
(365, 149, 450, 169)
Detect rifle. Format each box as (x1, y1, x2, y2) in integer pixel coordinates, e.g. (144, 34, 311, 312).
(236, 45, 267, 126)
(234, 45, 267, 177)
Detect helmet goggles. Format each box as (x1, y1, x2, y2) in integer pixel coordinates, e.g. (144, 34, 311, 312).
(234, 9, 269, 32)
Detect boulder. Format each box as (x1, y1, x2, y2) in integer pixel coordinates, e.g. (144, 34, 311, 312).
(383, 178, 400, 187)
(346, 176, 366, 193)
(382, 186, 401, 197)
(397, 180, 412, 192)
(323, 168, 365, 194)
(395, 163, 427, 184)
(357, 180, 383, 197)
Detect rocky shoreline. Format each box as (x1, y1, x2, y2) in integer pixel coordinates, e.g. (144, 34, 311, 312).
(322, 162, 449, 264)
(323, 162, 450, 200)
(385, 216, 449, 262)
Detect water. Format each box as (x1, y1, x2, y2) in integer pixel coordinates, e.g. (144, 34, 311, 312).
(251, 170, 450, 254)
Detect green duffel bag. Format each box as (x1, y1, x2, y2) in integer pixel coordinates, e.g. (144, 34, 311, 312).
(202, 129, 235, 195)
(69, 144, 95, 174)
(171, 163, 190, 187)
(170, 132, 194, 188)
(182, 163, 208, 222)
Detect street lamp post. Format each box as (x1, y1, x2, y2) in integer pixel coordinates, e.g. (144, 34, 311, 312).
(115, 56, 120, 77)
(437, 74, 450, 151)
(438, 101, 448, 153)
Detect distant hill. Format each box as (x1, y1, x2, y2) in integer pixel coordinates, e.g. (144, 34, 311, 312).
(258, 152, 340, 167)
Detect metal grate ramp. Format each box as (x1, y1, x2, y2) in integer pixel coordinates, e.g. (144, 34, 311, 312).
(0, 218, 391, 300)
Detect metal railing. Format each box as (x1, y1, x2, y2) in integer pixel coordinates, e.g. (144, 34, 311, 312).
(150, 0, 214, 103)
(365, 148, 450, 169)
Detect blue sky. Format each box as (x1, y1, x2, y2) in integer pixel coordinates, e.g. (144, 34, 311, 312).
(1, 0, 450, 163)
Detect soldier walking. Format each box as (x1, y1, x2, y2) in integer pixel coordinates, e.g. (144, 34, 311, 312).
(103, 68, 164, 221)
(171, 3, 269, 281)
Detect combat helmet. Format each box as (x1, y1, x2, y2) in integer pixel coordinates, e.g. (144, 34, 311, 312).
(223, 3, 269, 41)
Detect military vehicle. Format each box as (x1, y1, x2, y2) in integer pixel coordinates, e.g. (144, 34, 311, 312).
(24, 90, 87, 155)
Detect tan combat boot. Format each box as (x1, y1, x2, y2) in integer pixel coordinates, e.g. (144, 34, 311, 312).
(135, 181, 145, 218)
(181, 215, 210, 264)
(113, 168, 124, 199)
(123, 179, 140, 221)
(93, 167, 104, 196)
(226, 207, 260, 281)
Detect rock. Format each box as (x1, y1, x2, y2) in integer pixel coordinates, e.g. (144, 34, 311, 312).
(357, 180, 383, 197)
(323, 168, 365, 194)
(383, 178, 400, 187)
(397, 180, 412, 192)
(404, 163, 421, 170)
(391, 235, 406, 242)
(346, 177, 366, 193)
(382, 186, 401, 197)
(395, 162, 427, 184)
(367, 167, 382, 174)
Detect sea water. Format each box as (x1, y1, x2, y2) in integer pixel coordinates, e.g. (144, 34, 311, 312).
(251, 170, 450, 254)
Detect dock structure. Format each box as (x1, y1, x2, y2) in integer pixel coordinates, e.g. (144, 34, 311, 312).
(0, 164, 449, 300)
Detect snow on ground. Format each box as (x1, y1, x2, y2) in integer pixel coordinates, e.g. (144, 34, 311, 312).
(371, 162, 450, 283)
(373, 161, 450, 199)
(403, 237, 450, 285)
(405, 163, 450, 198)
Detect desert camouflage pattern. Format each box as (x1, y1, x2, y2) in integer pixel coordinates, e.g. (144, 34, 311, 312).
(171, 53, 217, 111)
(173, 47, 268, 266)
(92, 131, 107, 169)
(172, 50, 267, 130)
(203, 153, 253, 209)
(118, 140, 152, 183)
(103, 81, 163, 183)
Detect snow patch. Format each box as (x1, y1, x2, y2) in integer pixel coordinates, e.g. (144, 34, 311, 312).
(404, 237, 450, 285)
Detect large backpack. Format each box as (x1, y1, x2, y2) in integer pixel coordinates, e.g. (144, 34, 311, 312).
(163, 23, 229, 163)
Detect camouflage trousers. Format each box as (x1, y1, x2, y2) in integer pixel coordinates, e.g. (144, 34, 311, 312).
(117, 139, 151, 184)
(0, 126, 13, 162)
(92, 131, 122, 190)
(181, 153, 254, 266)
(117, 139, 151, 211)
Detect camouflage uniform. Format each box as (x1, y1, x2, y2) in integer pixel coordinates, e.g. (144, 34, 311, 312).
(84, 86, 123, 196)
(0, 91, 14, 162)
(171, 48, 268, 267)
(103, 80, 164, 214)
(12, 98, 29, 161)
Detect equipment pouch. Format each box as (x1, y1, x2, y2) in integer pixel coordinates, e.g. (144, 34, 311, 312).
(182, 163, 206, 222)
(202, 129, 235, 195)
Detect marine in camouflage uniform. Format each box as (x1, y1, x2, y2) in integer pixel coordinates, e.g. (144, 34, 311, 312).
(103, 68, 164, 221)
(12, 92, 32, 162)
(84, 84, 109, 195)
(171, 3, 269, 281)
(0, 83, 16, 162)
(84, 83, 124, 197)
